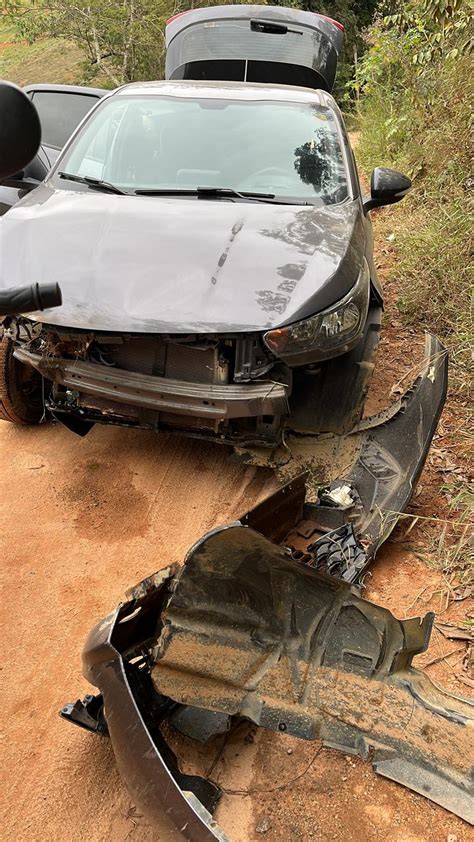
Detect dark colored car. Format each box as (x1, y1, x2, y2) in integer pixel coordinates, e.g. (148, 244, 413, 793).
(0, 83, 106, 215)
(0, 10, 457, 842)
(0, 6, 437, 458)
(0, 77, 407, 444)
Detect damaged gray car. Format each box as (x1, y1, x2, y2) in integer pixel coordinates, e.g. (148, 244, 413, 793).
(0, 9, 470, 842)
(1, 78, 391, 445)
(2, 5, 417, 453)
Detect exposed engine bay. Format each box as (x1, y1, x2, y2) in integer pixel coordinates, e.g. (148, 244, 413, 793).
(4, 303, 381, 447)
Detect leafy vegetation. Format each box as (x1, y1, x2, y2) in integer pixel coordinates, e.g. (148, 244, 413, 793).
(356, 0, 473, 396)
(0, 17, 85, 85)
(3, 0, 378, 92)
(4, 0, 256, 86)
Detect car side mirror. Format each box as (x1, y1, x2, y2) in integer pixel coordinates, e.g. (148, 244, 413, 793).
(363, 167, 412, 213)
(0, 81, 41, 180)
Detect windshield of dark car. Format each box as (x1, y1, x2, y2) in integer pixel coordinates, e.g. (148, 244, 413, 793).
(29, 91, 101, 149)
(56, 94, 348, 203)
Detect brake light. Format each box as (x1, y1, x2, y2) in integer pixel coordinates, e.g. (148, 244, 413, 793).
(316, 14, 344, 31)
(167, 10, 190, 25)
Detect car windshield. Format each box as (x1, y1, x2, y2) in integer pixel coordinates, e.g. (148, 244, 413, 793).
(57, 94, 348, 203)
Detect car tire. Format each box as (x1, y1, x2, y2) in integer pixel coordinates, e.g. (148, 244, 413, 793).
(0, 333, 44, 424)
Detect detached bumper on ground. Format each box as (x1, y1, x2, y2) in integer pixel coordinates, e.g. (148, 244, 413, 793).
(61, 334, 463, 840)
(69, 570, 228, 842)
(156, 527, 474, 825)
(63, 536, 473, 841)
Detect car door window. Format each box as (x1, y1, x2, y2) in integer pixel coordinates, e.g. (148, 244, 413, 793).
(30, 92, 100, 149)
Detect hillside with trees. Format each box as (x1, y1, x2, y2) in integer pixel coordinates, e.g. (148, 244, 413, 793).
(2, 1, 377, 89)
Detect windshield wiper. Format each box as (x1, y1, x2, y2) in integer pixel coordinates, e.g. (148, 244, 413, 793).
(58, 172, 128, 195)
(197, 187, 276, 202)
(133, 187, 273, 201)
(201, 186, 311, 205)
(134, 186, 310, 205)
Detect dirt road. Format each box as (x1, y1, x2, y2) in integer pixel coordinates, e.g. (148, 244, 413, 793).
(1, 411, 471, 841)
(0, 423, 275, 840)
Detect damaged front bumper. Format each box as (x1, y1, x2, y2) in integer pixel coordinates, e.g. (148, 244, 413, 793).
(63, 538, 473, 841)
(63, 568, 229, 842)
(12, 330, 446, 467)
(13, 346, 288, 421)
(237, 332, 448, 580)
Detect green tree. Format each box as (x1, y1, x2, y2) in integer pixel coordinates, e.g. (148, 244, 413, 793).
(5, 0, 257, 86)
(5, 0, 378, 92)
(271, 0, 379, 100)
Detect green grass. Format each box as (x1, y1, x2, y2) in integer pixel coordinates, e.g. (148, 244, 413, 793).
(0, 19, 86, 85)
(357, 49, 473, 400)
(357, 27, 473, 594)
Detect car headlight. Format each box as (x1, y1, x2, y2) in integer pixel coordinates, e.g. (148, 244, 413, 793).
(263, 259, 370, 362)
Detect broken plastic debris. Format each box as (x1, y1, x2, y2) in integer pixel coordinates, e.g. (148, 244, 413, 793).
(308, 523, 367, 581)
(152, 525, 474, 824)
(319, 483, 354, 508)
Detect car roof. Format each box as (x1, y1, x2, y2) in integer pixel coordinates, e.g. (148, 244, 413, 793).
(24, 83, 108, 97)
(113, 79, 337, 109)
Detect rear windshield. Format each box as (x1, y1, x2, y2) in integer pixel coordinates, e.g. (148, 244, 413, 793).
(30, 91, 100, 149)
(58, 94, 348, 204)
(166, 19, 336, 91)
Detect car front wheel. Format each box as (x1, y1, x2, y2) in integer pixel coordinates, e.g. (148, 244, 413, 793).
(0, 334, 44, 424)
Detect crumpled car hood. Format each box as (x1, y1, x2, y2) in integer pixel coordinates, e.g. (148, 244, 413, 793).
(0, 186, 364, 333)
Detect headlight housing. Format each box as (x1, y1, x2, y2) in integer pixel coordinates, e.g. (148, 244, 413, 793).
(263, 259, 370, 364)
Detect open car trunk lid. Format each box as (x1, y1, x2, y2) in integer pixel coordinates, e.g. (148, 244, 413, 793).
(165, 5, 344, 92)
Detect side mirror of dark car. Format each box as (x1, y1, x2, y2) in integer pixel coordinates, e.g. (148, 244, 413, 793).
(363, 167, 412, 213)
(0, 81, 41, 180)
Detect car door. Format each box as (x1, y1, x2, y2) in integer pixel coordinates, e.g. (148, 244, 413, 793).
(0, 86, 105, 215)
(26, 88, 104, 164)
